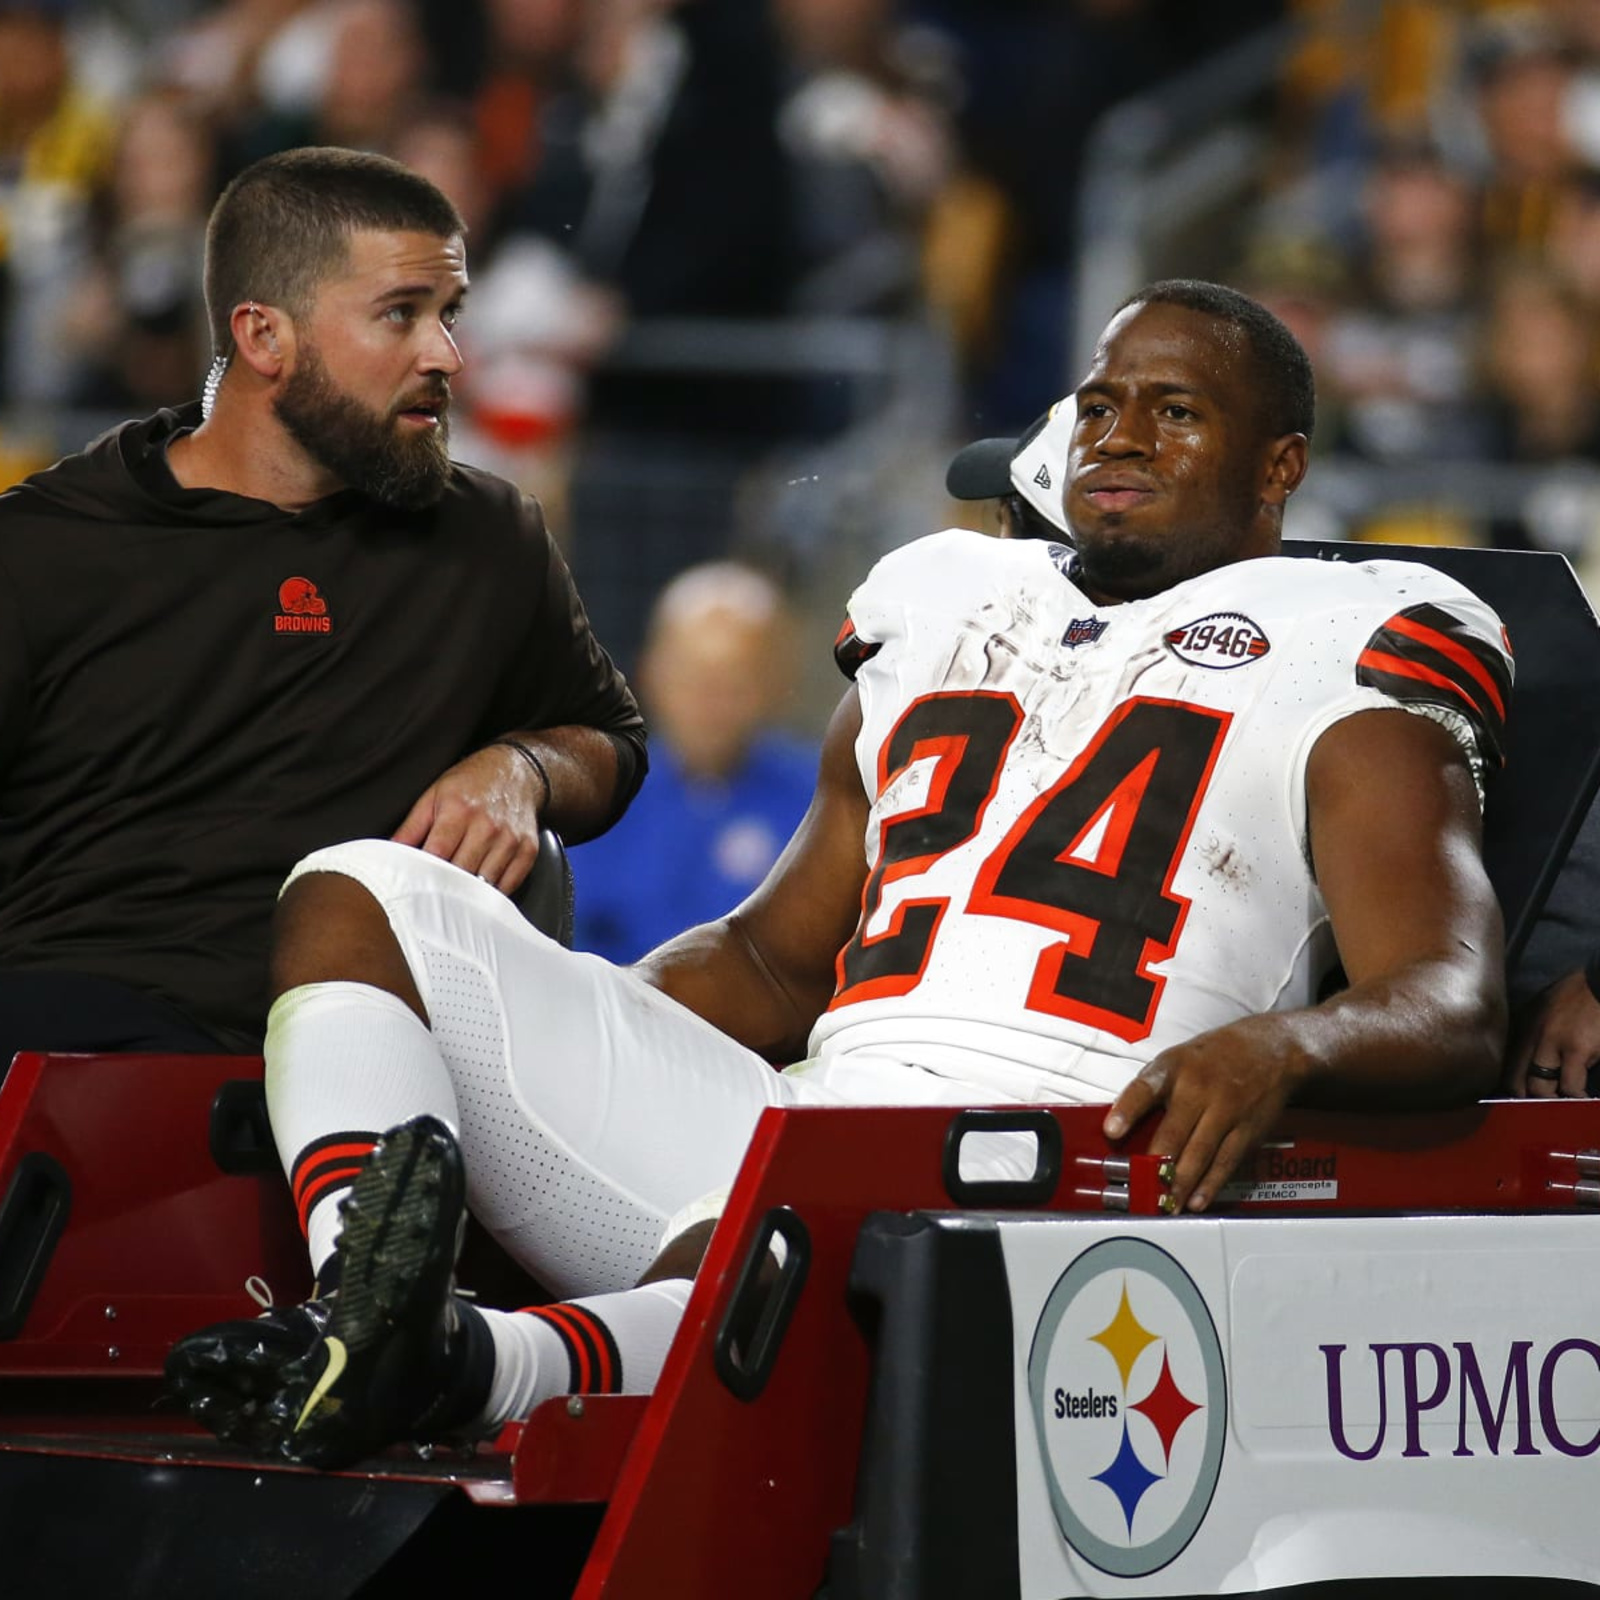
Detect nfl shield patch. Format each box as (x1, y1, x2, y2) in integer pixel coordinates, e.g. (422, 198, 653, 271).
(1062, 617, 1108, 649)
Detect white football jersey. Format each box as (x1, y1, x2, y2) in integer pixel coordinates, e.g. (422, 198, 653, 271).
(811, 530, 1512, 1104)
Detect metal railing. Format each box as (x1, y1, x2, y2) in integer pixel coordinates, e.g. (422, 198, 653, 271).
(1071, 19, 1304, 377)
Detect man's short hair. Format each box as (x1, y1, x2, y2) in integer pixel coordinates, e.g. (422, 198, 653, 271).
(1118, 279, 1316, 442)
(204, 147, 464, 356)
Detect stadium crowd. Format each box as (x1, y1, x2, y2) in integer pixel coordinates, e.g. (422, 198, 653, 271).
(3, 1, 1600, 636)
(5, 0, 1600, 641)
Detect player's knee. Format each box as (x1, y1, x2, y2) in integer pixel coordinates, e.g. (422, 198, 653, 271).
(637, 1219, 718, 1285)
(271, 870, 426, 1022)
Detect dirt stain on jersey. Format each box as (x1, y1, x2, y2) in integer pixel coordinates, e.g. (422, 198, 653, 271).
(942, 599, 1077, 697)
(1112, 644, 1171, 700)
(1198, 835, 1252, 890)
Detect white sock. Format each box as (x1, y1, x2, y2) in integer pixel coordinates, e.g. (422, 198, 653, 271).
(476, 1279, 694, 1427)
(265, 981, 459, 1277)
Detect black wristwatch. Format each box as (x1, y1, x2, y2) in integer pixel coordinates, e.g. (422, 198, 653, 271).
(1585, 950, 1600, 1004)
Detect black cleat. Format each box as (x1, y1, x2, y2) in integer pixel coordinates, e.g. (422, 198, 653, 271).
(165, 1300, 331, 1455)
(276, 1114, 473, 1469)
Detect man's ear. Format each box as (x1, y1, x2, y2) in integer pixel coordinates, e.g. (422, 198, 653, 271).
(228, 301, 289, 378)
(1262, 433, 1310, 508)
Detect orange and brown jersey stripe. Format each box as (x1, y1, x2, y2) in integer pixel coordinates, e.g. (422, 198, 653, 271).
(290, 1131, 379, 1236)
(834, 616, 881, 682)
(520, 1302, 623, 1394)
(1357, 602, 1511, 768)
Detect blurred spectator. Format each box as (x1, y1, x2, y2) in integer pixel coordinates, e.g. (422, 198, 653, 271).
(1236, 226, 1351, 446)
(56, 88, 214, 411)
(1467, 8, 1590, 255)
(390, 99, 621, 477)
(1321, 138, 1492, 463)
(489, 0, 792, 327)
(389, 99, 499, 248)
(0, 0, 117, 406)
(537, 0, 799, 667)
(1478, 260, 1600, 558)
(226, 0, 431, 167)
(1547, 172, 1600, 316)
(452, 230, 622, 481)
(162, 0, 328, 145)
(469, 0, 583, 216)
(1482, 260, 1600, 463)
(773, 0, 959, 314)
(570, 561, 817, 965)
(299, 0, 427, 151)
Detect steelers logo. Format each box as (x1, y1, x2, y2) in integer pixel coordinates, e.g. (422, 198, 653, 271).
(1026, 1237, 1226, 1577)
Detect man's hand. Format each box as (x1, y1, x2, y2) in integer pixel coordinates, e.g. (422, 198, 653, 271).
(1104, 1012, 1307, 1214)
(1507, 968, 1600, 1099)
(392, 744, 544, 894)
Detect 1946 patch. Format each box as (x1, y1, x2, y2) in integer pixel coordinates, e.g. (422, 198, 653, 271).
(1164, 612, 1270, 670)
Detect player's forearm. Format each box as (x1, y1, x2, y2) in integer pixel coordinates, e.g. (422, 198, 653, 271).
(1287, 951, 1506, 1108)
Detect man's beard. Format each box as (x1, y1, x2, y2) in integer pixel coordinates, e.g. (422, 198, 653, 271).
(274, 345, 452, 510)
(1071, 526, 1169, 599)
(1073, 487, 1264, 600)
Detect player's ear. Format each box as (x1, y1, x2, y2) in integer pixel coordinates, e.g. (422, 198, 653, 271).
(1261, 433, 1309, 508)
(229, 301, 289, 378)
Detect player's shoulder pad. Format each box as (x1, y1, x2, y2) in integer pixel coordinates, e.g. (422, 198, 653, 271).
(834, 528, 1043, 681)
(1349, 558, 1513, 769)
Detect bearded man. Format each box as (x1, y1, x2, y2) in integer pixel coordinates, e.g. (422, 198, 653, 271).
(0, 147, 646, 1061)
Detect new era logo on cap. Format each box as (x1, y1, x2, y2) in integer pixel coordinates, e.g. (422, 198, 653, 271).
(1012, 403, 1072, 531)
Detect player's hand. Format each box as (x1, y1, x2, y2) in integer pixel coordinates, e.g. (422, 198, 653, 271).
(1506, 969, 1600, 1099)
(392, 745, 543, 894)
(1102, 1014, 1306, 1214)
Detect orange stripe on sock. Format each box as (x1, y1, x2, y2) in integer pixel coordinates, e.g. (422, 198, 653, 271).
(521, 1305, 588, 1391)
(540, 1304, 600, 1391)
(559, 1306, 617, 1393)
(540, 1305, 608, 1395)
(291, 1140, 377, 1207)
(294, 1163, 366, 1235)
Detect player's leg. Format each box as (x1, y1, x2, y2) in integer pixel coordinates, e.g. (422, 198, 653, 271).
(163, 855, 464, 1454)
(264, 863, 454, 1282)
(259, 836, 782, 1290)
(288, 1046, 1057, 1460)
(278, 838, 817, 1457)
(285, 1115, 709, 1468)
(280, 1049, 1057, 1461)
(171, 838, 807, 1460)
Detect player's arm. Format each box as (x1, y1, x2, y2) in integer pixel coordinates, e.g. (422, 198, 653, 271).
(1108, 705, 1505, 1213)
(392, 724, 634, 894)
(635, 687, 869, 1062)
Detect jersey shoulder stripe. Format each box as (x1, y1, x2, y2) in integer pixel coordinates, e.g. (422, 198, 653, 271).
(833, 615, 881, 681)
(1357, 600, 1512, 766)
